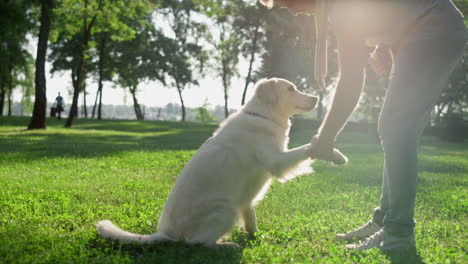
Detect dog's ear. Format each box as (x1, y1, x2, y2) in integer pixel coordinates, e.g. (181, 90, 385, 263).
(255, 78, 278, 106)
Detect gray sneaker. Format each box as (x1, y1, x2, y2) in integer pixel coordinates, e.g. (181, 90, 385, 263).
(336, 220, 382, 240)
(345, 229, 415, 251)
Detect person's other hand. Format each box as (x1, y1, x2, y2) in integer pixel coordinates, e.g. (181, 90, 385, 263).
(368, 45, 392, 76)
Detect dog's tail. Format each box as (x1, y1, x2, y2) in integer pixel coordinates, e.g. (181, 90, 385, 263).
(96, 220, 173, 244)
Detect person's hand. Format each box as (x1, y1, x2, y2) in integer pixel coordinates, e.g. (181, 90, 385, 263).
(368, 45, 392, 76)
(307, 135, 336, 161)
(307, 135, 348, 166)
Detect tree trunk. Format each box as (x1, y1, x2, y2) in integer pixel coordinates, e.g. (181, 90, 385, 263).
(98, 33, 107, 120)
(67, 71, 80, 125)
(156, 108, 162, 119)
(98, 86, 103, 120)
(7, 84, 12, 117)
(91, 85, 103, 119)
(241, 22, 260, 106)
(65, 0, 101, 127)
(175, 81, 185, 122)
(6, 65, 13, 116)
(91, 87, 99, 118)
(66, 48, 87, 127)
(66, 70, 80, 126)
(223, 80, 229, 118)
(222, 56, 229, 118)
(65, 46, 86, 127)
(82, 83, 88, 118)
(221, 57, 229, 118)
(28, 0, 52, 129)
(129, 85, 144, 120)
(219, 24, 230, 119)
(0, 86, 5, 116)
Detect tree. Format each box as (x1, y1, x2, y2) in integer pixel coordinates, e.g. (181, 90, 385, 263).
(357, 69, 387, 123)
(15, 54, 36, 116)
(48, 32, 91, 118)
(28, 0, 53, 128)
(433, 50, 468, 124)
(91, 32, 112, 120)
(233, 1, 267, 105)
(0, 0, 34, 118)
(358, 45, 467, 126)
(110, 15, 170, 120)
(258, 8, 338, 121)
(215, 19, 240, 118)
(195, 100, 216, 123)
(57, 0, 103, 127)
(162, 0, 208, 121)
(202, 0, 242, 118)
(51, 0, 154, 127)
(0, 72, 35, 117)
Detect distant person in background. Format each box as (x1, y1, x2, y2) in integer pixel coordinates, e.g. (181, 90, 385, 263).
(55, 92, 64, 120)
(260, 0, 467, 252)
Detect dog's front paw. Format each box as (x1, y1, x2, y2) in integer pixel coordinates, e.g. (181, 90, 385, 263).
(242, 225, 258, 236)
(331, 148, 348, 166)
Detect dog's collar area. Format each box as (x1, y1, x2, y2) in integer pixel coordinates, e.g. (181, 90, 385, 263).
(244, 111, 269, 121)
(243, 111, 288, 130)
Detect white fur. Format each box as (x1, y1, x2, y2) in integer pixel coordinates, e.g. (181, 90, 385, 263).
(97, 78, 319, 247)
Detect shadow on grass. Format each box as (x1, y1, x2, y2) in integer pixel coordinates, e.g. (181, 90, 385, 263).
(72, 119, 217, 133)
(419, 157, 467, 174)
(349, 247, 425, 264)
(0, 117, 218, 163)
(383, 247, 425, 264)
(84, 228, 261, 263)
(87, 237, 244, 264)
(0, 116, 217, 132)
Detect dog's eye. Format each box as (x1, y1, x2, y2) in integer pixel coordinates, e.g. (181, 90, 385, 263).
(288, 86, 295, 92)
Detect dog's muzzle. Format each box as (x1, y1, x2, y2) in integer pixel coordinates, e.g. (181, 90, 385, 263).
(297, 96, 318, 111)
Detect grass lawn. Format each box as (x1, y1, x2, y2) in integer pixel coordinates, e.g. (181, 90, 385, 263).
(0, 116, 466, 264)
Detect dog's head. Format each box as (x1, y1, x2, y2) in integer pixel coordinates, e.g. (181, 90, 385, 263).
(254, 78, 318, 116)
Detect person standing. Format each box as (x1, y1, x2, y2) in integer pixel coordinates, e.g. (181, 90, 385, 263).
(260, 0, 467, 251)
(55, 92, 64, 120)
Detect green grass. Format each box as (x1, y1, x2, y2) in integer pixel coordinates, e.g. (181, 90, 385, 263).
(0, 116, 466, 264)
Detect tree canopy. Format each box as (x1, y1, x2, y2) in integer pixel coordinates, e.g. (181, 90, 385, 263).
(2, 0, 466, 128)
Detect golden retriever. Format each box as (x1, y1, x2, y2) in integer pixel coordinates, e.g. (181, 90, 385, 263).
(96, 78, 347, 247)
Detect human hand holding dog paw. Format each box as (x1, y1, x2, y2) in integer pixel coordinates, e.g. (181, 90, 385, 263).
(308, 135, 348, 166)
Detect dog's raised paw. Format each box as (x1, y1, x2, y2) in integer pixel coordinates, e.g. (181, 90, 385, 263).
(331, 148, 348, 166)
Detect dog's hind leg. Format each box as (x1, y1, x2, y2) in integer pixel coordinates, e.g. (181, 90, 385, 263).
(187, 205, 238, 248)
(241, 206, 258, 235)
